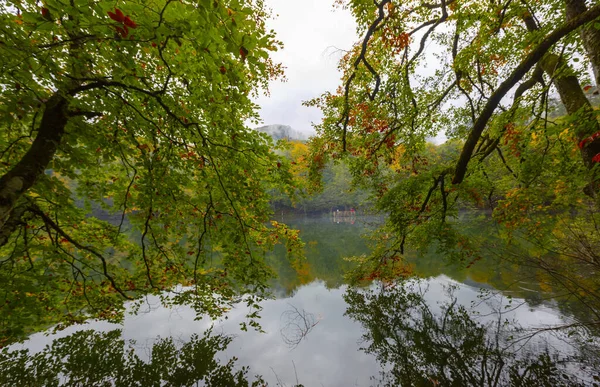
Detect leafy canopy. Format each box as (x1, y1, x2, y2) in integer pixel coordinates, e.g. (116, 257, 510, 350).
(311, 0, 600, 283)
(0, 0, 303, 346)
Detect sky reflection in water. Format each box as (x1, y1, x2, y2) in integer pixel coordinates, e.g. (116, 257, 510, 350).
(17, 216, 598, 386)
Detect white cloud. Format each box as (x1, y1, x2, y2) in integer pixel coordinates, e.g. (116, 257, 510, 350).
(254, 0, 357, 135)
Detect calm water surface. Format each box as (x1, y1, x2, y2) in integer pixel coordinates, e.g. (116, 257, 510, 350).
(19, 215, 600, 386)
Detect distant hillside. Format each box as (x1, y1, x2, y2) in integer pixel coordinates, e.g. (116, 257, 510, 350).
(255, 124, 309, 142)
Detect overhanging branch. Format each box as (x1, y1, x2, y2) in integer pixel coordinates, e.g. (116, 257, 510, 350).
(338, 0, 391, 151)
(29, 203, 132, 300)
(452, 3, 600, 184)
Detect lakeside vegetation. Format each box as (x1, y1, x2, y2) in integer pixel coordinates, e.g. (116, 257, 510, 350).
(2, 0, 600, 385)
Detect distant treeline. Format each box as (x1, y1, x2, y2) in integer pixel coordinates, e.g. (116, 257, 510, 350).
(271, 161, 373, 214)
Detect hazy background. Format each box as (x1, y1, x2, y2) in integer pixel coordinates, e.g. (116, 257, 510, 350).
(254, 1, 357, 137)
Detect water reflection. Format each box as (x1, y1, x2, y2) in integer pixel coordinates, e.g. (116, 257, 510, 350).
(345, 279, 600, 386)
(14, 276, 599, 386)
(280, 303, 321, 349)
(266, 215, 377, 294)
(1, 329, 264, 386)
(12, 215, 600, 386)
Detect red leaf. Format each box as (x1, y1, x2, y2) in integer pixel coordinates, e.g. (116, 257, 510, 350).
(579, 132, 600, 149)
(108, 9, 125, 23)
(592, 153, 600, 163)
(115, 25, 129, 38)
(114, 8, 125, 22)
(579, 138, 590, 149)
(123, 16, 137, 28)
(219, 65, 227, 74)
(584, 85, 593, 92)
(239, 46, 248, 61)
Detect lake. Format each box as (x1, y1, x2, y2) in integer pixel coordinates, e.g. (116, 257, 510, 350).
(11, 215, 600, 386)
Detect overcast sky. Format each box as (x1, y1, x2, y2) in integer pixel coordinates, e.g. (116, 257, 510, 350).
(253, 0, 357, 135)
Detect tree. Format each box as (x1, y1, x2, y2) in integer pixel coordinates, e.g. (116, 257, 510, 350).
(310, 0, 600, 284)
(271, 139, 372, 214)
(0, 0, 303, 346)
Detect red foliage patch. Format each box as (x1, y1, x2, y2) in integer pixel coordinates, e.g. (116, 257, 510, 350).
(108, 8, 137, 37)
(123, 16, 137, 28)
(579, 131, 600, 149)
(108, 8, 125, 23)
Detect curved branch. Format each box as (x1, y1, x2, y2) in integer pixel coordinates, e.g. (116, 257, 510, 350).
(452, 3, 600, 184)
(29, 203, 132, 300)
(339, 0, 391, 151)
(0, 93, 68, 230)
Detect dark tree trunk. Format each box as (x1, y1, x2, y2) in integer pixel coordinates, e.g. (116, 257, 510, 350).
(539, 53, 600, 168)
(451, 4, 600, 185)
(0, 93, 69, 233)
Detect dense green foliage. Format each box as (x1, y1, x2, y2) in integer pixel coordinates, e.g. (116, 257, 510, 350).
(272, 142, 372, 214)
(4, 0, 600, 383)
(0, 0, 304, 346)
(312, 0, 600, 326)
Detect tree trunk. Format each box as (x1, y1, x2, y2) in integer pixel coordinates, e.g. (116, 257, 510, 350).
(0, 93, 69, 231)
(539, 53, 600, 169)
(565, 0, 600, 87)
(451, 4, 600, 185)
(523, 12, 600, 186)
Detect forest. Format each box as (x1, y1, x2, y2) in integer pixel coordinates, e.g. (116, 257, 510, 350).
(1, 0, 600, 385)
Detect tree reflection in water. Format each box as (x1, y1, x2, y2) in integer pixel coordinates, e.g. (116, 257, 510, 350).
(0, 329, 264, 386)
(344, 280, 600, 387)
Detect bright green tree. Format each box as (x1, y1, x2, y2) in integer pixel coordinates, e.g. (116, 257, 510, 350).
(0, 0, 303, 346)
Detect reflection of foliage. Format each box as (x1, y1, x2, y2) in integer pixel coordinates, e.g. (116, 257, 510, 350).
(266, 216, 377, 294)
(0, 330, 264, 386)
(280, 303, 320, 349)
(344, 281, 598, 386)
(448, 211, 600, 334)
(518, 212, 600, 328)
(270, 361, 305, 387)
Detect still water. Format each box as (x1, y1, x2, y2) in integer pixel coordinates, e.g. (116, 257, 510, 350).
(13, 215, 600, 385)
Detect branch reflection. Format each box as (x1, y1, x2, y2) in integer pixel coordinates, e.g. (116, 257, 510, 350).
(344, 280, 600, 386)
